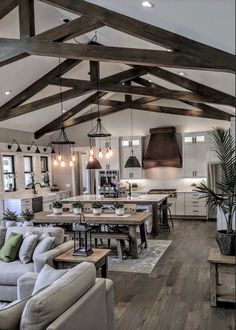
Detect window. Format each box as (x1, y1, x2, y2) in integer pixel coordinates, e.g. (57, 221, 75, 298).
(24, 156, 33, 189)
(40, 157, 49, 186)
(3, 155, 16, 192)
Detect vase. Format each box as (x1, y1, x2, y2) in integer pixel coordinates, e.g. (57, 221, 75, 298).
(73, 208, 82, 215)
(23, 220, 34, 227)
(5, 220, 17, 228)
(93, 208, 102, 215)
(115, 208, 124, 216)
(53, 208, 63, 215)
(215, 230, 236, 256)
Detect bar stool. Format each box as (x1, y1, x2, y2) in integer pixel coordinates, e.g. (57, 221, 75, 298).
(159, 203, 174, 232)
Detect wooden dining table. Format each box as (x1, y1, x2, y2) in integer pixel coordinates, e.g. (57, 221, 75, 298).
(33, 211, 152, 259)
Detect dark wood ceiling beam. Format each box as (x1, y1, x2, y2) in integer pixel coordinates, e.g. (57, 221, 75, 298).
(89, 61, 100, 82)
(0, 0, 18, 20)
(97, 96, 159, 107)
(39, 0, 235, 71)
(141, 67, 236, 107)
(50, 77, 230, 105)
(0, 38, 28, 68)
(0, 88, 88, 122)
(0, 58, 79, 113)
(134, 77, 232, 121)
(34, 92, 106, 139)
(19, 0, 35, 39)
(23, 39, 233, 72)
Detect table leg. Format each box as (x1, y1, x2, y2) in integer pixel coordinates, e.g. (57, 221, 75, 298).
(129, 225, 139, 259)
(151, 202, 159, 234)
(101, 256, 108, 278)
(139, 223, 148, 248)
(210, 262, 217, 307)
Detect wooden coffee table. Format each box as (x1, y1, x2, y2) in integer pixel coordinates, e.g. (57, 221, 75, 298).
(54, 247, 111, 278)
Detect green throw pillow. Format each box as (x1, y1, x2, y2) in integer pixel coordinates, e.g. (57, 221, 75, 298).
(0, 232, 23, 262)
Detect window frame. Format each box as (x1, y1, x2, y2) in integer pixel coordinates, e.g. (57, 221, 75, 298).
(23, 155, 33, 189)
(3, 155, 16, 192)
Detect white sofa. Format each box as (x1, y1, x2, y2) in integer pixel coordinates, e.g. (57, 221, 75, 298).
(0, 226, 73, 302)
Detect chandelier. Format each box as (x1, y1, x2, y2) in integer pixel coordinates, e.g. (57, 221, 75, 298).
(52, 58, 75, 167)
(86, 83, 113, 169)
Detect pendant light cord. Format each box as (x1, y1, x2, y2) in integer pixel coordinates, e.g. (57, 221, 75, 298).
(58, 57, 64, 129)
(130, 98, 134, 156)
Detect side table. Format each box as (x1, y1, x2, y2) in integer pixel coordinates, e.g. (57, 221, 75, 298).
(208, 248, 235, 306)
(54, 247, 111, 278)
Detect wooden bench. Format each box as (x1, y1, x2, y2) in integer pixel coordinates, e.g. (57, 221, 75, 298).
(92, 232, 129, 260)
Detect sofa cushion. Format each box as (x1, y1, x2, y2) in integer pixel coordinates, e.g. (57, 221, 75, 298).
(0, 232, 23, 262)
(19, 233, 38, 264)
(0, 259, 34, 285)
(20, 262, 96, 330)
(0, 228, 6, 249)
(33, 264, 67, 294)
(32, 233, 55, 260)
(6, 227, 64, 247)
(0, 296, 30, 330)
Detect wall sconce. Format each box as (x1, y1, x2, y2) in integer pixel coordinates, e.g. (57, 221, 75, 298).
(27, 141, 41, 153)
(8, 139, 22, 152)
(43, 143, 56, 154)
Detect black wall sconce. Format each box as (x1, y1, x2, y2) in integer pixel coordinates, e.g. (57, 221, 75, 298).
(27, 141, 40, 153)
(8, 139, 22, 152)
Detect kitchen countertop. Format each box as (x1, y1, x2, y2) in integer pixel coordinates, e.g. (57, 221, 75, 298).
(61, 194, 169, 203)
(1, 189, 70, 200)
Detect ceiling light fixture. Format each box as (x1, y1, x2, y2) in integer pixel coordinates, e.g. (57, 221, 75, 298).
(52, 58, 75, 167)
(179, 72, 186, 76)
(5, 90, 11, 95)
(125, 97, 141, 168)
(142, 1, 154, 8)
(8, 139, 22, 152)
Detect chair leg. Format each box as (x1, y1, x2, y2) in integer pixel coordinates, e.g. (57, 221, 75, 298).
(116, 240, 123, 260)
(168, 209, 174, 228)
(108, 239, 111, 248)
(95, 238, 98, 248)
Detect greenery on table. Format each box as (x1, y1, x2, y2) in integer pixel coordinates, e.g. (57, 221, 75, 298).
(196, 127, 236, 234)
(92, 201, 103, 209)
(52, 201, 63, 209)
(2, 209, 18, 221)
(72, 201, 84, 209)
(113, 201, 124, 209)
(20, 208, 35, 221)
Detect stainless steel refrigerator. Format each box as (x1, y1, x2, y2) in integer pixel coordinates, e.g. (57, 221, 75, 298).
(207, 163, 222, 220)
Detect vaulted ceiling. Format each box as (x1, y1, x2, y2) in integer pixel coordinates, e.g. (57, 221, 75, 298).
(0, 0, 235, 137)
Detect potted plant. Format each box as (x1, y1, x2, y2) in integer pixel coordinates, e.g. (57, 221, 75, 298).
(113, 201, 124, 215)
(52, 201, 63, 215)
(72, 201, 84, 214)
(2, 209, 18, 227)
(196, 127, 236, 255)
(92, 201, 103, 215)
(20, 208, 35, 227)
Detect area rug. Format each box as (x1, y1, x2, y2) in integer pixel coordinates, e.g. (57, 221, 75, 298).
(108, 239, 171, 274)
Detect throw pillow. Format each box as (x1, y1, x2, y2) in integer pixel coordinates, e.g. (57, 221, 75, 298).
(0, 296, 30, 330)
(0, 232, 23, 262)
(19, 233, 38, 264)
(32, 264, 67, 294)
(32, 233, 55, 260)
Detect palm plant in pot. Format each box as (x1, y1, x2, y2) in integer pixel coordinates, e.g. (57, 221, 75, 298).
(52, 201, 63, 215)
(72, 201, 84, 214)
(20, 208, 35, 227)
(196, 127, 236, 255)
(92, 201, 103, 215)
(2, 209, 18, 227)
(113, 201, 124, 215)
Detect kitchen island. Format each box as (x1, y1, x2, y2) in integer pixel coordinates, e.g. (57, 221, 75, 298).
(61, 194, 169, 234)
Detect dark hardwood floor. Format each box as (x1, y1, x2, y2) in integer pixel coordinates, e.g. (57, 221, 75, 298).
(109, 220, 236, 330)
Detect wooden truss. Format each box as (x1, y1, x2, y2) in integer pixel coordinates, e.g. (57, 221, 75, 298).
(0, 0, 234, 139)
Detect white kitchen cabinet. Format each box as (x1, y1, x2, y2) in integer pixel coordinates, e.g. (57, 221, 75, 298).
(175, 193, 185, 216)
(184, 192, 206, 217)
(120, 136, 143, 180)
(183, 132, 208, 178)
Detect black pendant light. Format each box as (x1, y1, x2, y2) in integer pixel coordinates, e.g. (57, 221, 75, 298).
(86, 157, 102, 170)
(125, 99, 141, 168)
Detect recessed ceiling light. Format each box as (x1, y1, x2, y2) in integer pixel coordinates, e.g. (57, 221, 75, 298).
(148, 79, 152, 83)
(167, 49, 172, 52)
(179, 72, 186, 76)
(142, 1, 154, 8)
(5, 90, 11, 95)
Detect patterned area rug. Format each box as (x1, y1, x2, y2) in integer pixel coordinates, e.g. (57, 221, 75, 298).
(108, 239, 171, 274)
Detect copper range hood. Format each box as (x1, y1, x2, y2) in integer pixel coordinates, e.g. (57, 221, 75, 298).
(143, 127, 182, 168)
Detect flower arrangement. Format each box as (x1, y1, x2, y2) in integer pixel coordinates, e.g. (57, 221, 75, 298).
(20, 209, 35, 221)
(72, 201, 84, 209)
(92, 201, 103, 209)
(52, 201, 63, 209)
(113, 201, 124, 209)
(2, 209, 17, 221)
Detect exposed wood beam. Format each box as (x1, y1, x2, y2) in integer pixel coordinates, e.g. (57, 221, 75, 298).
(34, 92, 106, 139)
(50, 77, 231, 105)
(0, 38, 27, 68)
(89, 61, 100, 82)
(19, 0, 35, 39)
(141, 67, 236, 107)
(23, 39, 234, 72)
(40, 0, 235, 72)
(134, 77, 232, 121)
(97, 96, 159, 107)
(0, 88, 87, 122)
(0, 59, 79, 113)
(0, 0, 18, 20)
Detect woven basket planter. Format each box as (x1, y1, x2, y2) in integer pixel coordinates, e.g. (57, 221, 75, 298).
(215, 230, 236, 256)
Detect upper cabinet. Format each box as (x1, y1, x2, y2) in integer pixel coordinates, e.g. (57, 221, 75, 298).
(120, 136, 143, 180)
(183, 132, 208, 178)
(95, 137, 120, 170)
